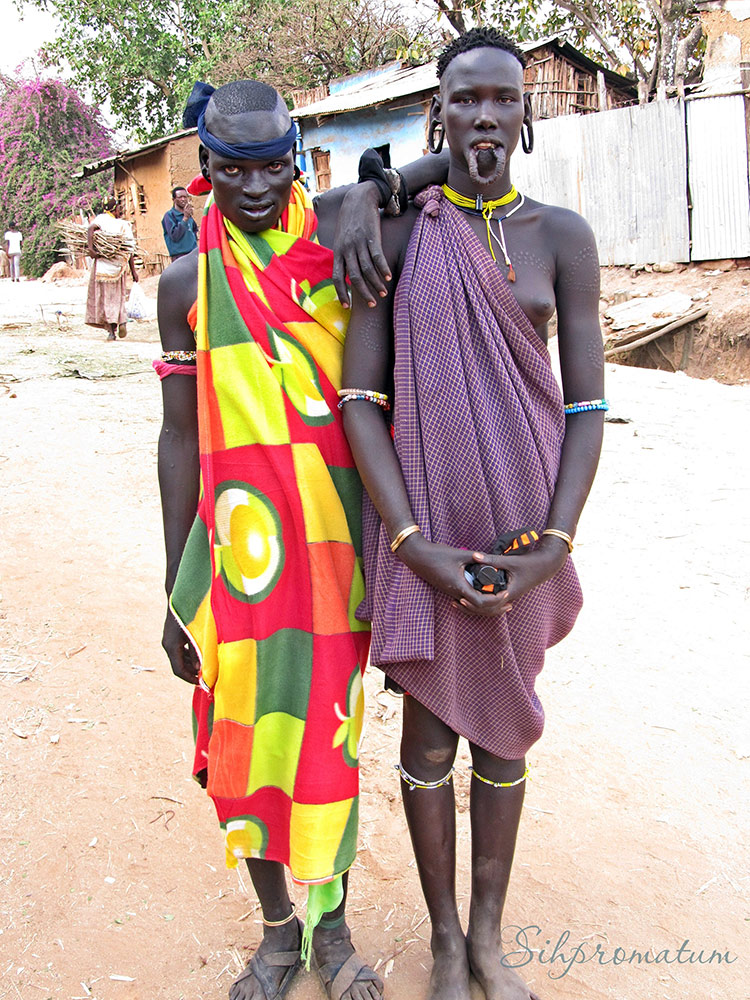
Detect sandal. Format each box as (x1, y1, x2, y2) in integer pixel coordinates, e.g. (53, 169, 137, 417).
(229, 918, 303, 1000)
(314, 950, 383, 1000)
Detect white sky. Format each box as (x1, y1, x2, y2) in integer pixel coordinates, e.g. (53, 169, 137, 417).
(0, 1, 58, 74)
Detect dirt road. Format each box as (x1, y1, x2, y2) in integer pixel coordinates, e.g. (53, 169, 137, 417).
(0, 277, 747, 1000)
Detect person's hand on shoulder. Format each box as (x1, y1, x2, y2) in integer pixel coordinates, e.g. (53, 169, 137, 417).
(332, 181, 392, 307)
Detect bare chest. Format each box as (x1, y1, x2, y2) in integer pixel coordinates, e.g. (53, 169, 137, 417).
(461, 213, 556, 339)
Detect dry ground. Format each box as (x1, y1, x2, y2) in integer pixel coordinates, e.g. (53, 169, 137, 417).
(0, 274, 748, 1000)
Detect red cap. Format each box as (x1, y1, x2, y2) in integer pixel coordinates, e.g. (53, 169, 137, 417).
(186, 174, 212, 195)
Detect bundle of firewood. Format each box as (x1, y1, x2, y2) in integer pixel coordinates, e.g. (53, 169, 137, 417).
(56, 221, 145, 266)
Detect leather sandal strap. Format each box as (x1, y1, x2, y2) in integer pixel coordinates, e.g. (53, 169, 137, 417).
(330, 953, 378, 1000)
(259, 949, 303, 967)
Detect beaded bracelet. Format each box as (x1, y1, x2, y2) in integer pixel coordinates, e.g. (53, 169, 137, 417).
(162, 350, 197, 363)
(337, 388, 390, 410)
(564, 398, 608, 415)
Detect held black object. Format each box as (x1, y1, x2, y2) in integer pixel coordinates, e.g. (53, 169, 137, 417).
(464, 528, 540, 595)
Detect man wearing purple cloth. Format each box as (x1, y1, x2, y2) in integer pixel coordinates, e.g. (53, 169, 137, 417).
(340, 28, 605, 1000)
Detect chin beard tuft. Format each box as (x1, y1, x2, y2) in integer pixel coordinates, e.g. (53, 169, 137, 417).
(466, 146, 506, 187)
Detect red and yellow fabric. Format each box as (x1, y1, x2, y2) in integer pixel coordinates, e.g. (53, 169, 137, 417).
(170, 182, 370, 919)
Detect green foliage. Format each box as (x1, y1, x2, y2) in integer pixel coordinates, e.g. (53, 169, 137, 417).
(211, 0, 438, 94)
(0, 75, 114, 277)
(20, 0, 436, 137)
(432, 0, 703, 96)
(22, 0, 246, 140)
(17, 0, 702, 140)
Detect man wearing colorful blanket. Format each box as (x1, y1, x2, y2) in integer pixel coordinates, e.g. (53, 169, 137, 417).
(156, 78, 434, 1000)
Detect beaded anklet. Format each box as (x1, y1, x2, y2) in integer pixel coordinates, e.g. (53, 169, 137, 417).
(396, 762, 454, 790)
(470, 766, 528, 788)
(564, 398, 608, 415)
(336, 387, 390, 410)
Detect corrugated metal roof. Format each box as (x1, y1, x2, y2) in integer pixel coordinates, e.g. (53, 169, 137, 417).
(292, 63, 438, 118)
(292, 36, 635, 119)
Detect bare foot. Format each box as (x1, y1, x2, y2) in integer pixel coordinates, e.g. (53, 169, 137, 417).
(312, 922, 383, 1000)
(229, 917, 302, 1000)
(467, 931, 540, 1000)
(427, 931, 472, 1000)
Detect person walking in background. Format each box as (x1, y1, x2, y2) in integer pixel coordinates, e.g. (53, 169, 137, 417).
(161, 186, 198, 261)
(85, 198, 139, 341)
(4, 224, 23, 281)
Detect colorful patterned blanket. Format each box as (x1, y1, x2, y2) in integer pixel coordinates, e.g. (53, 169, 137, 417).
(170, 183, 370, 913)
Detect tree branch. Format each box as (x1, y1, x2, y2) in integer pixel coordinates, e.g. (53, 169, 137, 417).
(645, 0, 667, 29)
(167, 0, 198, 59)
(675, 19, 702, 79)
(145, 74, 173, 100)
(554, 0, 624, 70)
(433, 0, 466, 35)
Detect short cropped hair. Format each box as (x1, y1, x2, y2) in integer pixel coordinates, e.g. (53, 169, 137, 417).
(437, 27, 526, 79)
(172, 186, 187, 200)
(211, 80, 281, 116)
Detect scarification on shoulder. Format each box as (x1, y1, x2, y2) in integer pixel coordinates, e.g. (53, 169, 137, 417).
(560, 245, 600, 293)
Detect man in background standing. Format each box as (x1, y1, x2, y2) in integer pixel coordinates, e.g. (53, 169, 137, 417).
(4, 224, 22, 281)
(161, 187, 198, 261)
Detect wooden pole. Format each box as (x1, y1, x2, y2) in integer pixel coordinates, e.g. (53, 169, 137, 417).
(603, 307, 709, 358)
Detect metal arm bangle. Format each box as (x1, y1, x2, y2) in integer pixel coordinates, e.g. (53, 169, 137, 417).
(390, 524, 420, 552)
(541, 528, 574, 553)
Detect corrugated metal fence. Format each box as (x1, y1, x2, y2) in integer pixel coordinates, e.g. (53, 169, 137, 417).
(512, 95, 750, 265)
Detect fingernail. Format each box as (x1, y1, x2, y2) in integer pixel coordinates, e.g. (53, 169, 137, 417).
(379, 290, 387, 297)
(368, 301, 376, 308)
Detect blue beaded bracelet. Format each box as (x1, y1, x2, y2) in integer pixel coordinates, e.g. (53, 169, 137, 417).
(564, 398, 609, 415)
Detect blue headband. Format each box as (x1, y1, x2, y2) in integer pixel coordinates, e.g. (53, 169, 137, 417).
(183, 81, 297, 161)
(197, 111, 297, 160)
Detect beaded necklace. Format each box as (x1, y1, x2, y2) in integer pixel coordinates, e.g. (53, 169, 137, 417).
(442, 183, 525, 281)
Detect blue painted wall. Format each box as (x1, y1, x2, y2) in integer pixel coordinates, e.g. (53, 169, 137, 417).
(298, 101, 429, 193)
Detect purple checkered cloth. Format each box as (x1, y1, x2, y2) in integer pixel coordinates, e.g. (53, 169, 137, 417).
(357, 186, 583, 758)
